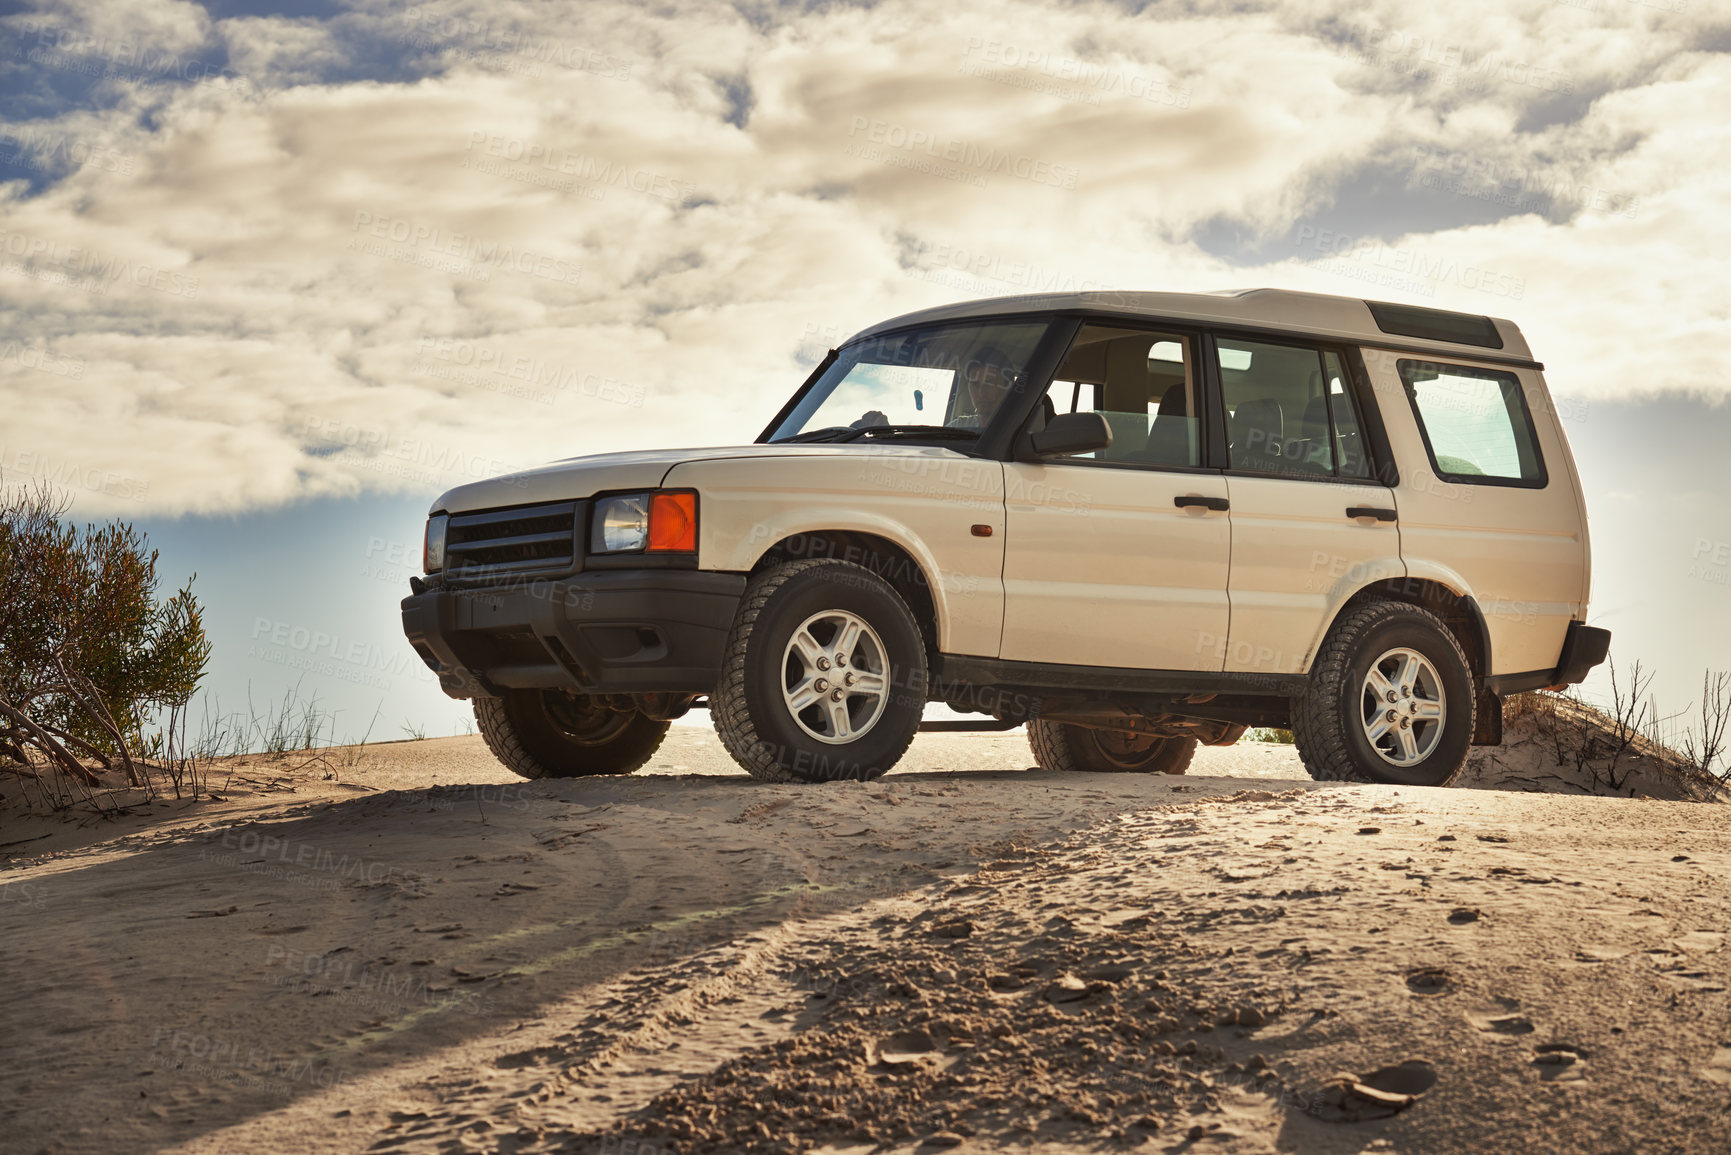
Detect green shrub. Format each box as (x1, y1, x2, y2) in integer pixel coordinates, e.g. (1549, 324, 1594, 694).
(0, 483, 210, 787)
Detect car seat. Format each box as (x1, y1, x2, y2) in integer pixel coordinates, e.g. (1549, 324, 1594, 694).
(1229, 397, 1284, 468)
(1136, 383, 1194, 466)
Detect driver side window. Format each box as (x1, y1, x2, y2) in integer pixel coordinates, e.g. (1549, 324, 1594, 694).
(1043, 326, 1200, 467)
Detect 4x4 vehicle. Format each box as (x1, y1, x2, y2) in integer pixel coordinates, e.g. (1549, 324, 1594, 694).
(402, 289, 1609, 787)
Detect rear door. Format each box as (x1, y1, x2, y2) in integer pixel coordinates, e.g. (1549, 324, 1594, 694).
(1212, 334, 1405, 679)
(998, 323, 1231, 671)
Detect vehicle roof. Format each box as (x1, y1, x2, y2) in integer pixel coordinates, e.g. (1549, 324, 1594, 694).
(849, 288, 1536, 364)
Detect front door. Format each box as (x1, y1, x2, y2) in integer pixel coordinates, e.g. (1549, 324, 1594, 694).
(999, 324, 1231, 671)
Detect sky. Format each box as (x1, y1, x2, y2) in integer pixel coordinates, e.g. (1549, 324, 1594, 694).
(2, 0, 1729, 746)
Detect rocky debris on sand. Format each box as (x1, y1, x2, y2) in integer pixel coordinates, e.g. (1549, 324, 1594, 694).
(1042, 972, 1089, 1003)
(1532, 1043, 1590, 1082)
(1312, 1059, 1438, 1123)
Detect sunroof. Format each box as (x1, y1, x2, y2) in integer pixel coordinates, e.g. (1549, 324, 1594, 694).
(1365, 301, 1504, 349)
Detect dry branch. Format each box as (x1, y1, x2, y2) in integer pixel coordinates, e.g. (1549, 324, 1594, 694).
(0, 697, 101, 786)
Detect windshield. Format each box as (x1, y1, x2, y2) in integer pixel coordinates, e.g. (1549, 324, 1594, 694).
(767, 319, 1052, 443)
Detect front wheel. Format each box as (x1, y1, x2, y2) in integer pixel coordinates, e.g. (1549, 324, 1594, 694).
(475, 691, 669, 779)
(1291, 600, 1475, 786)
(711, 559, 927, 783)
(1028, 721, 1197, 775)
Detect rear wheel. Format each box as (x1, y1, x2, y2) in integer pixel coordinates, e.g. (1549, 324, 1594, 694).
(474, 690, 669, 779)
(1291, 600, 1475, 786)
(712, 559, 926, 783)
(1028, 720, 1197, 775)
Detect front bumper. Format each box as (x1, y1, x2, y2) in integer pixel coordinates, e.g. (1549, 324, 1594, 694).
(402, 570, 747, 700)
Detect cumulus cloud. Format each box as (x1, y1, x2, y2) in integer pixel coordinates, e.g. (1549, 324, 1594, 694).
(1, 0, 1727, 516)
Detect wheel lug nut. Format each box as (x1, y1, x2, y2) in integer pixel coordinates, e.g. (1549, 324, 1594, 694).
(845, 672, 856, 686)
(1386, 710, 1397, 722)
(830, 689, 844, 702)
(816, 656, 830, 671)
(814, 679, 828, 692)
(835, 654, 847, 667)
(1385, 691, 1397, 703)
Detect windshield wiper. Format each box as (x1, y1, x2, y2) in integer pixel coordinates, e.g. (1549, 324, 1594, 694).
(773, 424, 981, 445)
(838, 424, 980, 443)
(773, 426, 856, 443)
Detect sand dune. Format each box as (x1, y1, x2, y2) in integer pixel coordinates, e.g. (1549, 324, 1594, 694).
(2, 723, 1727, 1153)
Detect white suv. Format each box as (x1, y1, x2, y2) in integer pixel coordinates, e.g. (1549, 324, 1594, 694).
(402, 289, 1609, 788)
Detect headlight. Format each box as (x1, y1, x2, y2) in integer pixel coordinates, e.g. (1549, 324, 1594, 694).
(592, 494, 651, 553)
(423, 513, 448, 573)
(590, 491, 698, 554)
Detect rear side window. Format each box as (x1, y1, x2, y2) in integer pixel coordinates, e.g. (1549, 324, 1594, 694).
(1217, 337, 1370, 480)
(1323, 351, 1371, 479)
(1398, 359, 1546, 486)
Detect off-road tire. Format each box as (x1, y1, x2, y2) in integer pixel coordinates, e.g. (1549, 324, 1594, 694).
(1291, 600, 1475, 787)
(1027, 720, 1197, 775)
(475, 691, 669, 779)
(711, 558, 927, 783)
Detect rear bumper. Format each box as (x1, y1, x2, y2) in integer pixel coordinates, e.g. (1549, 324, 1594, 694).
(401, 570, 746, 700)
(1552, 620, 1612, 686)
(1483, 620, 1612, 696)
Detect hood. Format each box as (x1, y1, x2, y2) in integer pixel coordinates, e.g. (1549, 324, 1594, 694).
(429, 443, 976, 514)
(432, 447, 751, 514)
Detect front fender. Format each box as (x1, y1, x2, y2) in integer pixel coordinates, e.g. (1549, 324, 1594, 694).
(667, 454, 1008, 658)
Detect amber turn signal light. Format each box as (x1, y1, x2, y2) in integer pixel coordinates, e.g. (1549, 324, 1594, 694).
(647, 491, 698, 552)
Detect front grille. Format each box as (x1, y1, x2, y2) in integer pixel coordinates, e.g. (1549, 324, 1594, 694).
(445, 501, 579, 577)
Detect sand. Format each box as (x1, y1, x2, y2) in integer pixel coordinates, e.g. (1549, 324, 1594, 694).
(2, 722, 1728, 1154)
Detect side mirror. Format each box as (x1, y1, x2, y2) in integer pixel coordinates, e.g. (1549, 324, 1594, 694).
(1024, 411, 1112, 459)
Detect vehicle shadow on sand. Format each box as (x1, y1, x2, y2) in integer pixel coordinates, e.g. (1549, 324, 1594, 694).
(0, 760, 1349, 1152)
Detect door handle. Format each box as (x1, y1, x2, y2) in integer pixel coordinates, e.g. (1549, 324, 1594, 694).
(1347, 506, 1397, 522)
(1175, 495, 1229, 511)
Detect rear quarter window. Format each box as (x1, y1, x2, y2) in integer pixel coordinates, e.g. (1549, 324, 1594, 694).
(1397, 358, 1547, 487)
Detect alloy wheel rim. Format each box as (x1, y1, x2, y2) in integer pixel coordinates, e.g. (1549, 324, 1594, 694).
(781, 610, 890, 745)
(1359, 647, 1446, 767)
